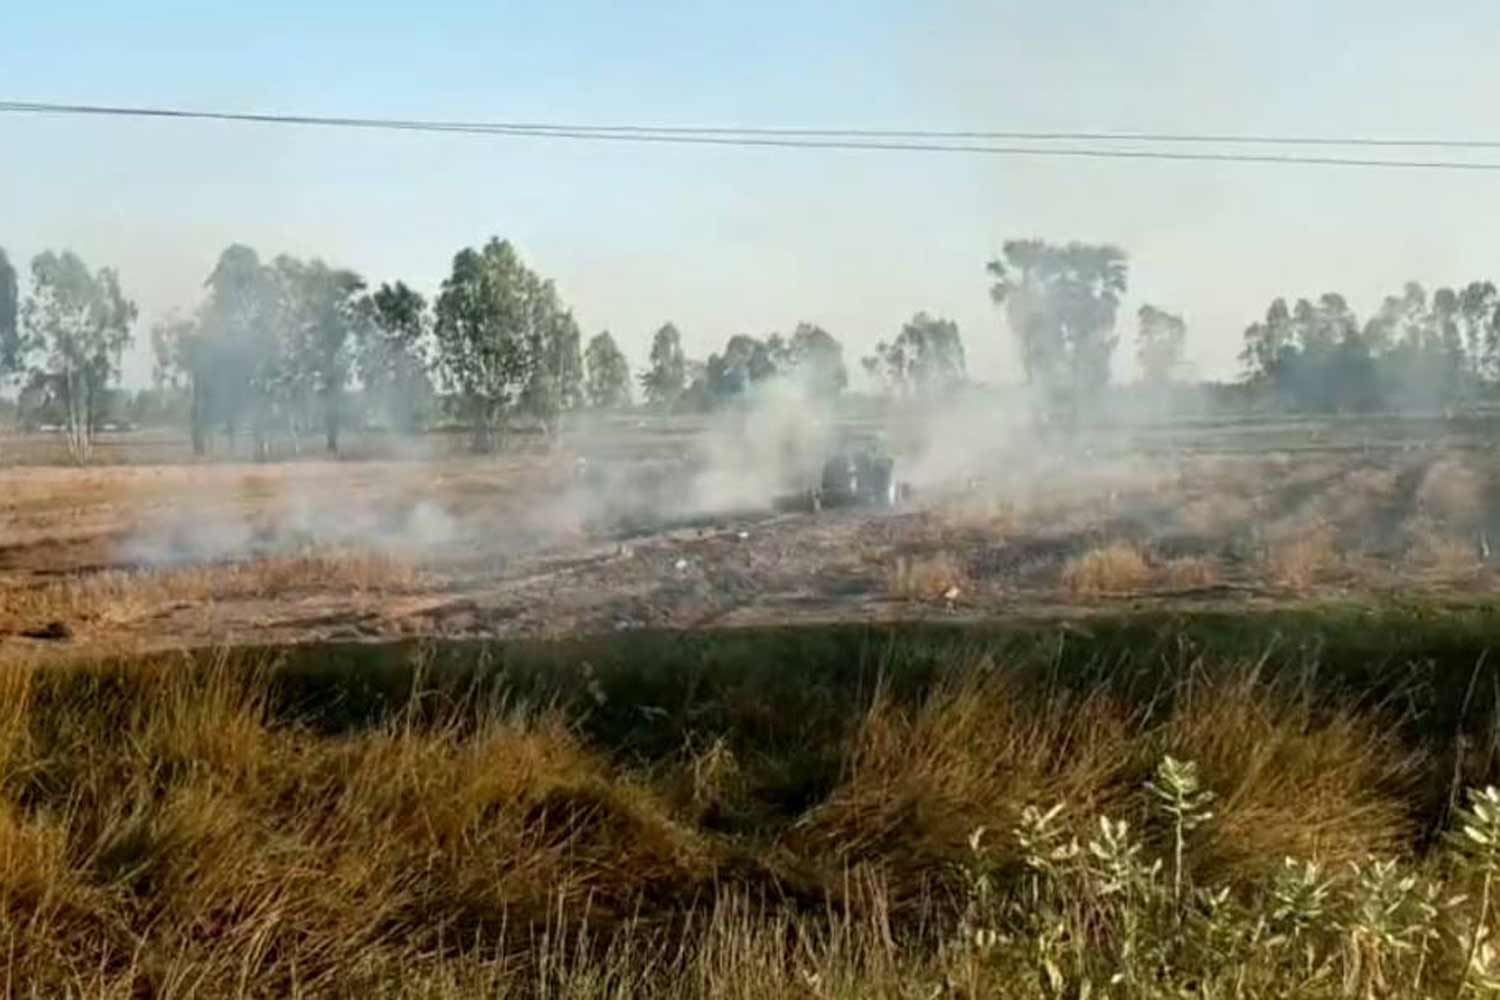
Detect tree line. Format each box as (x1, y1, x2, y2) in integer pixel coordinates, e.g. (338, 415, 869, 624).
(6, 232, 1496, 463)
(1237, 282, 1500, 413)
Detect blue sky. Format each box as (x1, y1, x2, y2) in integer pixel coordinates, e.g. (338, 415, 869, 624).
(6, 1, 1500, 388)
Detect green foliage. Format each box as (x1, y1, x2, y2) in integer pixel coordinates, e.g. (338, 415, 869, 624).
(20, 249, 137, 462)
(583, 330, 632, 409)
(271, 255, 368, 453)
(152, 245, 375, 457)
(433, 238, 580, 450)
(1135, 304, 1187, 386)
(987, 239, 1128, 420)
(1240, 281, 1500, 414)
(862, 311, 966, 397)
(786, 322, 847, 397)
(640, 322, 687, 410)
(0, 246, 18, 377)
(359, 281, 435, 433)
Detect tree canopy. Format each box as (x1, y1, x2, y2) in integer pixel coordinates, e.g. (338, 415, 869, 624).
(862, 312, 966, 398)
(987, 240, 1128, 421)
(432, 238, 580, 450)
(21, 250, 137, 462)
(583, 331, 632, 409)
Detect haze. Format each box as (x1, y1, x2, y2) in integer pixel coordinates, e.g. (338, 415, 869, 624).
(5, 0, 1499, 389)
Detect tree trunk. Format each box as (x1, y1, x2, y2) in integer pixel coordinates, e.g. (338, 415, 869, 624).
(190, 377, 206, 456)
(324, 388, 340, 454)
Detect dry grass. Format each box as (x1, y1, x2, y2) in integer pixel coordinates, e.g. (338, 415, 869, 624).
(1326, 467, 1400, 523)
(935, 494, 1019, 538)
(886, 553, 968, 601)
(1060, 542, 1153, 595)
(0, 630, 1484, 996)
(1407, 519, 1482, 579)
(1266, 523, 1340, 589)
(2, 549, 436, 631)
(1176, 494, 1256, 536)
(1416, 460, 1484, 524)
(1163, 555, 1220, 588)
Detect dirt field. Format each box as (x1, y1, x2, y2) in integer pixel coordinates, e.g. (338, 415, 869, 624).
(5, 412, 1500, 663)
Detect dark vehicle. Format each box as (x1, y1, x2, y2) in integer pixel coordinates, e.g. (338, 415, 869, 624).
(777, 443, 909, 512)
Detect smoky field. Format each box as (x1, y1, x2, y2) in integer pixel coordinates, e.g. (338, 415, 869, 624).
(3, 408, 1499, 662)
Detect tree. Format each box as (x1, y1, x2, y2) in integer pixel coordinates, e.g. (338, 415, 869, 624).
(432, 238, 574, 452)
(520, 302, 583, 438)
(583, 331, 632, 408)
(0, 247, 19, 380)
(1135, 305, 1187, 386)
(1241, 293, 1377, 412)
(198, 244, 281, 457)
(272, 256, 367, 453)
(21, 250, 137, 462)
(149, 313, 204, 450)
(640, 322, 687, 410)
(785, 323, 848, 398)
(706, 334, 776, 401)
(359, 281, 435, 433)
(1364, 282, 1467, 411)
(863, 313, 966, 397)
(1457, 281, 1499, 383)
(986, 240, 1128, 420)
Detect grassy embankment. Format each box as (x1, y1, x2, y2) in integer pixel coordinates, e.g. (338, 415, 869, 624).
(9, 607, 1500, 996)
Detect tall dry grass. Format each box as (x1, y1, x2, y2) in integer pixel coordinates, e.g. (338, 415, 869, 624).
(1060, 542, 1153, 595)
(885, 553, 967, 601)
(0, 641, 1487, 996)
(2, 549, 435, 631)
(1266, 522, 1340, 589)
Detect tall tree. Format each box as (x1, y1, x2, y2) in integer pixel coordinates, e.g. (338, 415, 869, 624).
(1135, 305, 1187, 386)
(273, 256, 367, 453)
(359, 281, 434, 433)
(986, 240, 1128, 420)
(198, 244, 281, 456)
(149, 313, 205, 451)
(863, 313, 966, 397)
(433, 238, 572, 452)
(1458, 281, 1500, 382)
(0, 247, 19, 379)
(520, 301, 583, 438)
(640, 322, 687, 410)
(583, 331, 632, 409)
(706, 334, 776, 401)
(21, 250, 136, 463)
(786, 323, 848, 398)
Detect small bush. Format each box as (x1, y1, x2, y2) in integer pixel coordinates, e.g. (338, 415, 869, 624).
(1408, 520, 1482, 579)
(1061, 542, 1153, 595)
(886, 553, 967, 601)
(1266, 524, 1339, 589)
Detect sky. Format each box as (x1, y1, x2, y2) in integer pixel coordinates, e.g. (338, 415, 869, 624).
(5, 0, 1500, 390)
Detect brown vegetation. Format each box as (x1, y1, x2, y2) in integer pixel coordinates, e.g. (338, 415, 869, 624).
(0, 634, 1485, 996)
(1163, 555, 1219, 588)
(886, 552, 968, 601)
(1061, 542, 1153, 595)
(1266, 523, 1340, 589)
(2, 550, 436, 633)
(1407, 519, 1482, 579)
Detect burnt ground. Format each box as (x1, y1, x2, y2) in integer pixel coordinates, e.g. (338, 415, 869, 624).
(5, 414, 1500, 662)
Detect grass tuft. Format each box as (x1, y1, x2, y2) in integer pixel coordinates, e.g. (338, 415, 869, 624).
(1061, 542, 1153, 595)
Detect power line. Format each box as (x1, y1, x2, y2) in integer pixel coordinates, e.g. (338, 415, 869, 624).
(6, 99, 1500, 149)
(5, 99, 1500, 172)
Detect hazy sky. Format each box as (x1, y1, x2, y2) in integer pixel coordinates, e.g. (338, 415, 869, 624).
(6, 0, 1500, 389)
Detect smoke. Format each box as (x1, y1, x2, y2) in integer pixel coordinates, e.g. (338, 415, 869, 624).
(685, 376, 841, 513)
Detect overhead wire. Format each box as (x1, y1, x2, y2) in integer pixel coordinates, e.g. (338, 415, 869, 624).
(4, 99, 1500, 172)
